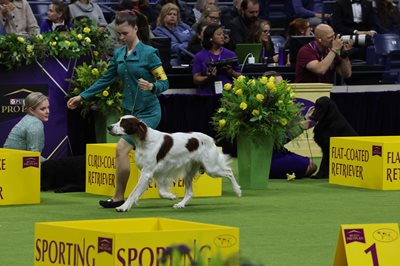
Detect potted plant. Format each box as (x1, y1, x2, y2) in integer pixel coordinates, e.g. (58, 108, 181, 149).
(67, 59, 123, 143)
(211, 75, 304, 189)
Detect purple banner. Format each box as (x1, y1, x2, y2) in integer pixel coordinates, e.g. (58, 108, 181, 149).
(98, 237, 113, 255)
(372, 145, 382, 157)
(0, 58, 76, 159)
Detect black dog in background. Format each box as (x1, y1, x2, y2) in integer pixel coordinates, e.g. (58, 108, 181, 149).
(41, 155, 86, 192)
(310, 97, 358, 179)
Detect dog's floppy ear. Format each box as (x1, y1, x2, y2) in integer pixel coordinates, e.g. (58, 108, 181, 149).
(311, 96, 331, 122)
(136, 121, 147, 141)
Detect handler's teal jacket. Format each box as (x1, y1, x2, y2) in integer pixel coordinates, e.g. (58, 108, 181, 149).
(80, 41, 169, 128)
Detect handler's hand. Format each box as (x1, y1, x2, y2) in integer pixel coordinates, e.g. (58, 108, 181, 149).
(138, 78, 153, 91)
(67, 96, 83, 110)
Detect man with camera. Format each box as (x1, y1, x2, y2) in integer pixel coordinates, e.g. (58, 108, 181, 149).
(294, 23, 353, 83)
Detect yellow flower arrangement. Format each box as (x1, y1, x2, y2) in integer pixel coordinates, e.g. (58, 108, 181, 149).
(212, 75, 305, 149)
(0, 19, 112, 71)
(67, 60, 122, 117)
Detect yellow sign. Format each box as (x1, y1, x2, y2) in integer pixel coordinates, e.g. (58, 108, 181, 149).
(330, 136, 400, 190)
(85, 144, 222, 198)
(34, 217, 239, 266)
(334, 223, 400, 266)
(0, 148, 40, 205)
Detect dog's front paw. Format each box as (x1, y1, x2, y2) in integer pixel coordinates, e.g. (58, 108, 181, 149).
(173, 202, 186, 209)
(115, 202, 132, 212)
(234, 186, 242, 197)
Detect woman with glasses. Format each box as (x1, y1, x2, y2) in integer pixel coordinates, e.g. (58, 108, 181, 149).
(253, 20, 278, 64)
(188, 0, 218, 25)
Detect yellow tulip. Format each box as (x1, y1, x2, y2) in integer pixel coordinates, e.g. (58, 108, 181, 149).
(235, 89, 243, 96)
(268, 76, 275, 83)
(93, 51, 99, 57)
(26, 45, 33, 53)
(280, 118, 288, 126)
(36, 34, 43, 40)
(267, 81, 275, 90)
(102, 90, 109, 97)
(218, 119, 226, 127)
(240, 102, 247, 110)
(84, 37, 91, 44)
(91, 68, 99, 76)
(217, 108, 226, 113)
(17, 37, 25, 43)
(77, 34, 83, 40)
(260, 76, 268, 85)
(237, 75, 245, 82)
(256, 93, 264, 102)
(252, 109, 260, 116)
(83, 27, 91, 33)
(223, 83, 232, 91)
(65, 40, 71, 46)
(248, 79, 256, 86)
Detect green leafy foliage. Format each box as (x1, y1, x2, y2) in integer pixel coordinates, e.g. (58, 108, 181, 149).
(67, 60, 122, 117)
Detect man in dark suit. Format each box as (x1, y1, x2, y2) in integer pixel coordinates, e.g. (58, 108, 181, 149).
(332, 0, 376, 36)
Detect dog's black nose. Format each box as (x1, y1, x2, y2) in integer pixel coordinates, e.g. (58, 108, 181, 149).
(107, 125, 113, 131)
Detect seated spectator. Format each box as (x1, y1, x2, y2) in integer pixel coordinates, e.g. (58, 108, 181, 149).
(193, 3, 221, 30)
(154, 0, 190, 27)
(264, 71, 317, 179)
(285, 18, 313, 64)
(153, 3, 194, 66)
(373, 0, 400, 35)
(68, 0, 107, 28)
(332, 0, 377, 37)
(221, 0, 241, 27)
(289, 0, 328, 26)
(251, 20, 278, 64)
(228, 0, 261, 44)
(295, 23, 352, 83)
(187, 0, 218, 26)
(194, 4, 235, 50)
(40, 0, 72, 33)
(183, 20, 208, 63)
(192, 24, 241, 95)
(0, 0, 39, 35)
(3, 92, 49, 162)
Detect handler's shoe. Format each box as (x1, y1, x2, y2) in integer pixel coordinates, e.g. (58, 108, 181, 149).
(99, 198, 125, 208)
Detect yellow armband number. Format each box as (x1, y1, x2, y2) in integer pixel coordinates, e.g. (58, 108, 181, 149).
(151, 66, 167, 81)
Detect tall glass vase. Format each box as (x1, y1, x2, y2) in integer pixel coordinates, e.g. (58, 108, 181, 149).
(94, 112, 121, 143)
(237, 132, 274, 189)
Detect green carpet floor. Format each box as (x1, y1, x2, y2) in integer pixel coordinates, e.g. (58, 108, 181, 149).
(1, 161, 400, 265)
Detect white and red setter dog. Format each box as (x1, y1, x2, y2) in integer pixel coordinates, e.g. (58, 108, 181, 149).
(108, 115, 242, 212)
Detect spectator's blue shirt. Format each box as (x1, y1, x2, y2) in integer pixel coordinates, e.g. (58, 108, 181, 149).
(292, 0, 323, 18)
(153, 23, 194, 60)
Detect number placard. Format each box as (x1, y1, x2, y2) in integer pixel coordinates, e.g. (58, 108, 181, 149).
(333, 223, 400, 266)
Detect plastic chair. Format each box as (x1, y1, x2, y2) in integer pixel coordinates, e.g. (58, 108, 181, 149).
(373, 33, 400, 56)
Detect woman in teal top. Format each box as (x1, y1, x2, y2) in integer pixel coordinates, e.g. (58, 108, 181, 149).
(4, 92, 50, 162)
(67, 11, 169, 208)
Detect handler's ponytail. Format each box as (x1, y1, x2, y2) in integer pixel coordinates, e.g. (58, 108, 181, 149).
(115, 10, 150, 44)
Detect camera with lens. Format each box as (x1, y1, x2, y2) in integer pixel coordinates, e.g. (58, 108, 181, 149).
(206, 57, 239, 68)
(340, 34, 372, 47)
